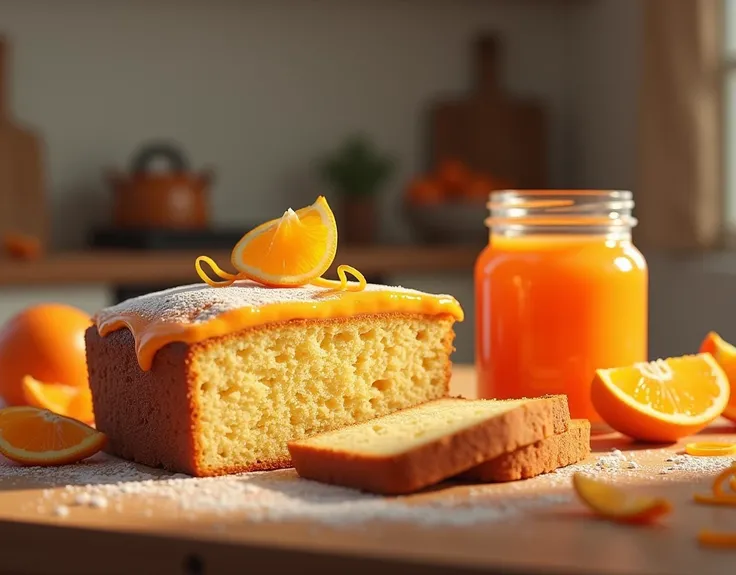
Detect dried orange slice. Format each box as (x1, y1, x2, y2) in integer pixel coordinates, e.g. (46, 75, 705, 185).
(195, 196, 366, 291)
(590, 354, 730, 442)
(21, 375, 95, 425)
(573, 473, 672, 525)
(700, 332, 736, 423)
(0, 406, 106, 465)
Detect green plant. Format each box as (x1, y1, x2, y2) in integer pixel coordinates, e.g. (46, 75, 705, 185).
(318, 134, 396, 198)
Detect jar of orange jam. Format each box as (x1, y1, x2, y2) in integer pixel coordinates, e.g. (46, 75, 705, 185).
(474, 190, 647, 429)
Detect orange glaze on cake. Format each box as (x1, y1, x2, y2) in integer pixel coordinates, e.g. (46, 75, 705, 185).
(95, 281, 464, 371)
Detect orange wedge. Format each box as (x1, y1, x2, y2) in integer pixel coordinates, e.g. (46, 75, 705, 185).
(21, 375, 95, 425)
(0, 406, 106, 465)
(572, 473, 672, 525)
(230, 195, 337, 287)
(700, 332, 736, 423)
(590, 354, 730, 442)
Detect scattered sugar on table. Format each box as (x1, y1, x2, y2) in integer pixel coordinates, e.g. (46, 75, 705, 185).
(3, 449, 734, 529)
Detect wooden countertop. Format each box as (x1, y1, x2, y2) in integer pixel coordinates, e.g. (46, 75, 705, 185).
(0, 366, 734, 575)
(0, 245, 481, 287)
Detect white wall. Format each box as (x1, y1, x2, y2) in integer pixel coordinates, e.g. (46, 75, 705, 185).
(1, 0, 572, 250)
(567, 0, 641, 190)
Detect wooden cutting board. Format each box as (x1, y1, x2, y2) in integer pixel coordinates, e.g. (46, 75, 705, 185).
(0, 366, 733, 575)
(0, 36, 47, 247)
(430, 35, 547, 188)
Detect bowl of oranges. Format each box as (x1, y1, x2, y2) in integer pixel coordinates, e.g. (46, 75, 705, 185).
(402, 159, 512, 244)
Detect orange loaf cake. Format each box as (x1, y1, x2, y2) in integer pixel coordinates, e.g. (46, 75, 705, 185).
(85, 280, 463, 477)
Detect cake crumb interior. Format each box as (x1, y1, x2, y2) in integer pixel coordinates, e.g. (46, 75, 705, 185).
(191, 314, 454, 472)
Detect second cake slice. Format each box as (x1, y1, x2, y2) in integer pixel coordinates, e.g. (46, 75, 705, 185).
(288, 395, 569, 495)
(458, 419, 591, 482)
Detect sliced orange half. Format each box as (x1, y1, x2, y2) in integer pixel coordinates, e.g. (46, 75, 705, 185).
(590, 353, 730, 442)
(0, 406, 106, 465)
(230, 195, 337, 287)
(573, 473, 672, 525)
(22, 375, 95, 425)
(700, 332, 736, 423)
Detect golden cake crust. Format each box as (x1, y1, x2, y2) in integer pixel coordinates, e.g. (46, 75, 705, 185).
(86, 312, 456, 477)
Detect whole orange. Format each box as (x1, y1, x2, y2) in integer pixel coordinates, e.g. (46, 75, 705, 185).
(0, 303, 92, 406)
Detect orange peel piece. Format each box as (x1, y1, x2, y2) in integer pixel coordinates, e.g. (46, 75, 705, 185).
(0, 406, 106, 466)
(195, 196, 367, 292)
(685, 442, 736, 457)
(693, 462, 736, 505)
(572, 472, 672, 525)
(698, 530, 736, 548)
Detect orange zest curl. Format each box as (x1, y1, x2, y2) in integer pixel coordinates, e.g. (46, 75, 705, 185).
(693, 462, 736, 506)
(195, 255, 239, 288)
(311, 265, 367, 292)
(196, 258, 367, 293)
(194, 196, 367, 292)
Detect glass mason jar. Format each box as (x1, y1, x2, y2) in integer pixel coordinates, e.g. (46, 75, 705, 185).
(474, 190, 648, 429)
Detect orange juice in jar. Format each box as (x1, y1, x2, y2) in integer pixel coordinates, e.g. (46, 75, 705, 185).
(474, 190, 647, 429)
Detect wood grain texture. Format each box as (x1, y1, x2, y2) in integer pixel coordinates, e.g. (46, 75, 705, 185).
(430, 35, 547, 188)
(0, 36, 48, 247)
(0, 366, 732, 575)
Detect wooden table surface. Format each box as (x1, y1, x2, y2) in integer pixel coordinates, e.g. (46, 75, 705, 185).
(0, 365, 734, 575)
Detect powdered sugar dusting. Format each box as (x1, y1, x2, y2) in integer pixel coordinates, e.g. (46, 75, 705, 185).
(547, 448, 736, 484)
(94, 280, 460, 328)
(7, 449, 735, 528)
(0, 452, 163, 489)
(49, 468, 574, 527)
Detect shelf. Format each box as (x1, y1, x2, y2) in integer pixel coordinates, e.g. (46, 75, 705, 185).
(0, 245, 481, 287)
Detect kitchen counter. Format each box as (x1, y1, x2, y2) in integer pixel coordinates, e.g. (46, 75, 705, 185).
(0, 245, 481, 287)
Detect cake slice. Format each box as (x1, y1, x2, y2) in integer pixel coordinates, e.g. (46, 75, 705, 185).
(85, 280, 463, 477)
(287, 395, 569, 495)
(458, 419, 591, 483)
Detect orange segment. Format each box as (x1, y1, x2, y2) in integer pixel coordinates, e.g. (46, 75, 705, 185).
(230, 196, 337, 287)
(700, 331, 736, 423)
(590, 354, 730, 442)
(0, 406, 106, 465)
(21, 375, 95, 425)
(572, 473, 672, 525)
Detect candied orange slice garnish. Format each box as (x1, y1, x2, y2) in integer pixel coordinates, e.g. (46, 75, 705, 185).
(195, 196, 366, 291)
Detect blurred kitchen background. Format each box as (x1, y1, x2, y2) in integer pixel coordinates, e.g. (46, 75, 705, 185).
(0, 0, 732, 364)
